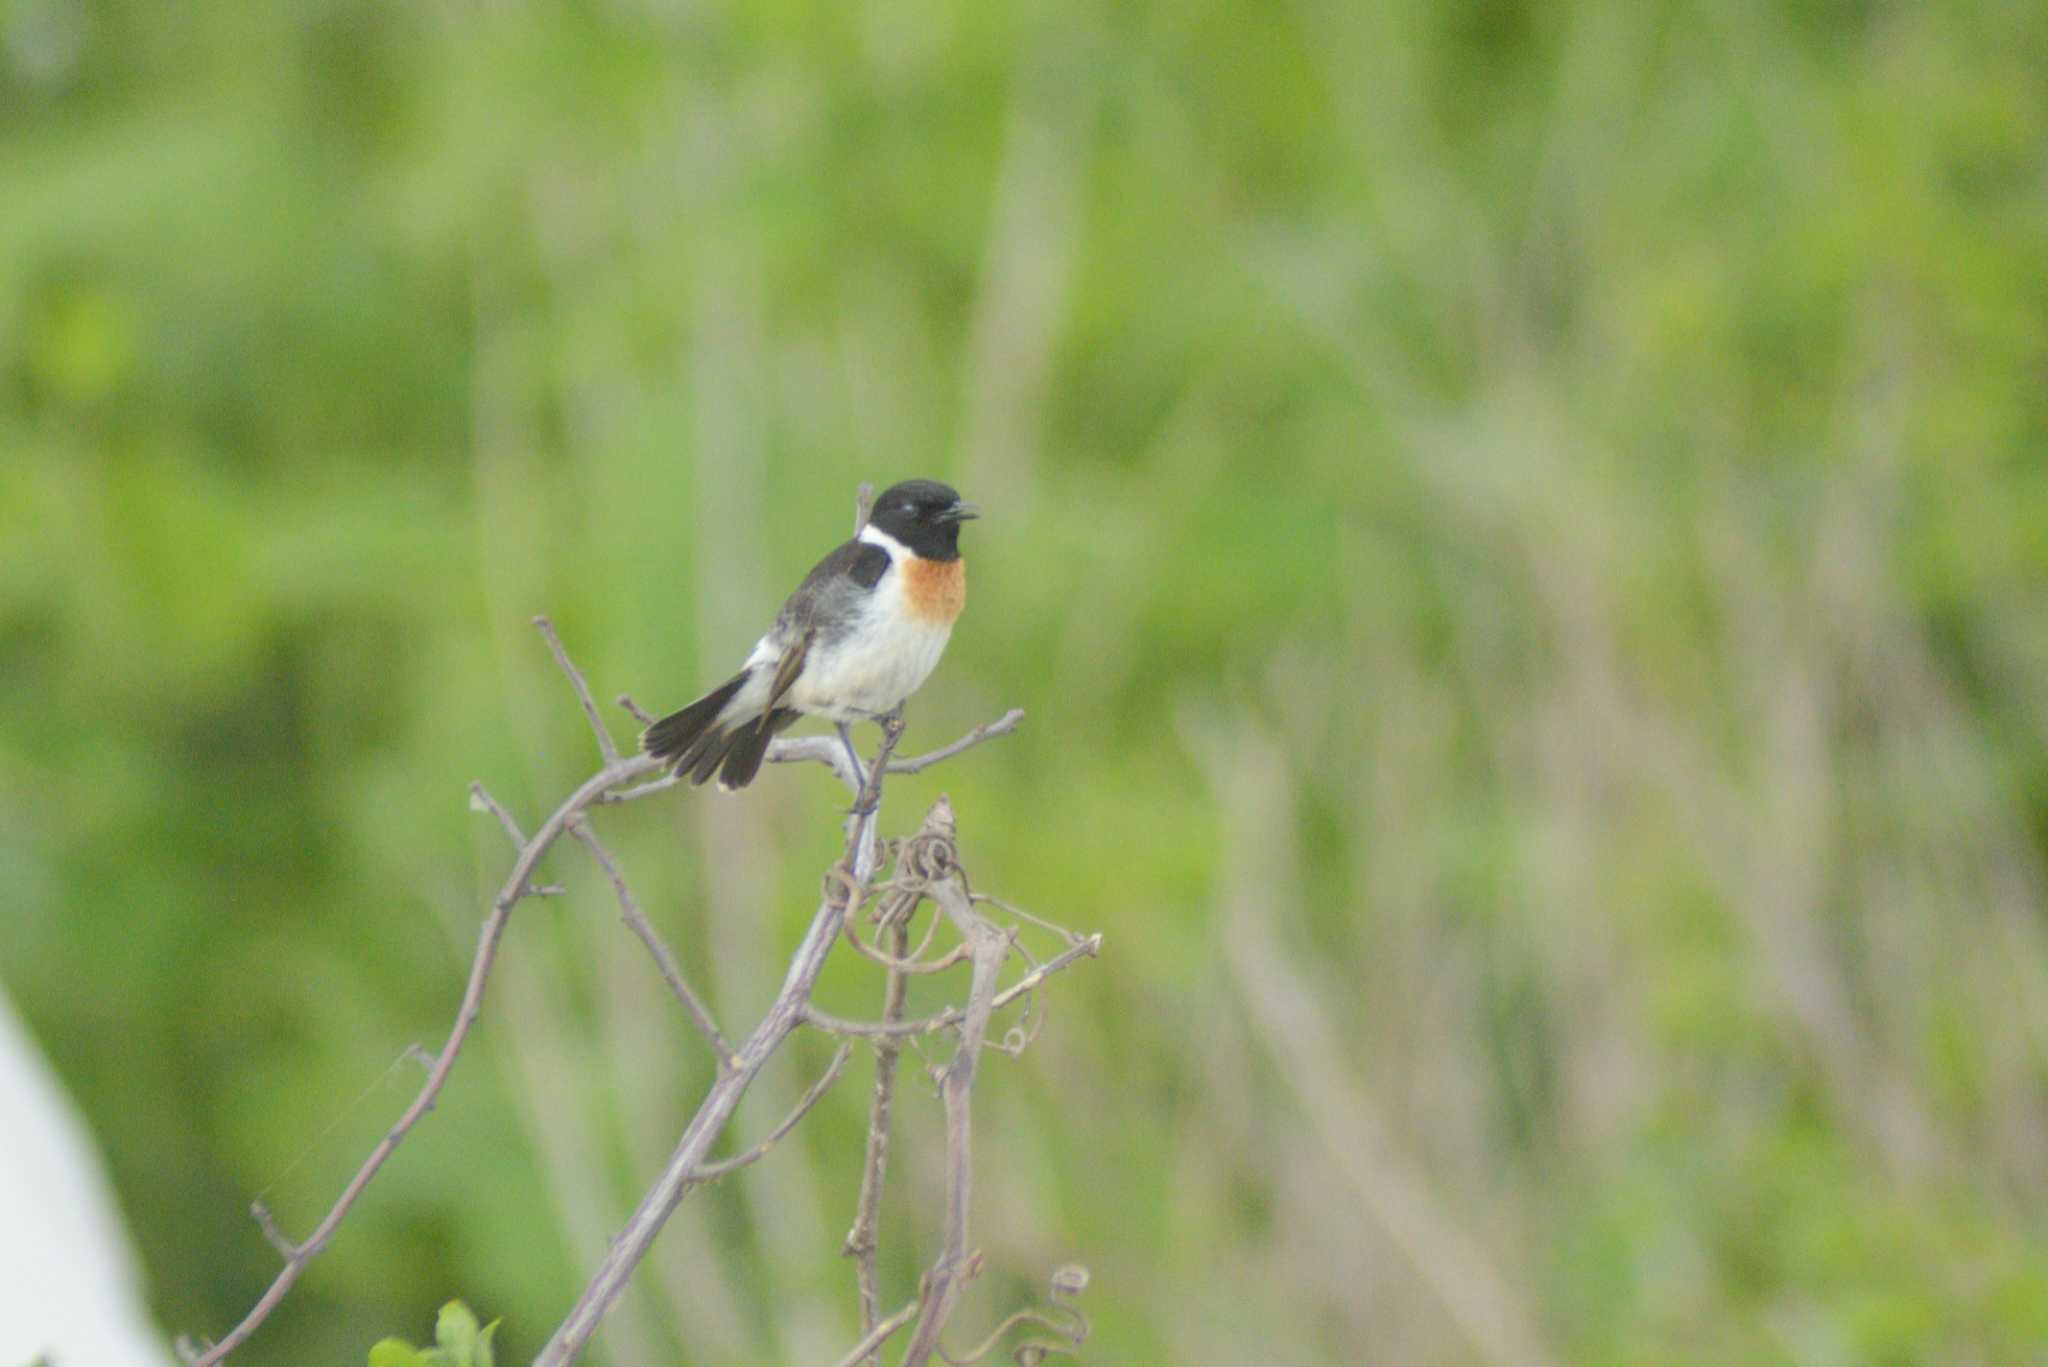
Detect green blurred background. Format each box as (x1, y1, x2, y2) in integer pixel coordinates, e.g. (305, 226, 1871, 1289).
(5, 0, 2048, 1361)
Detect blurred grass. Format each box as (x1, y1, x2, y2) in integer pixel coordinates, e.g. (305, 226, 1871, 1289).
(3, 0, 2047, 1361)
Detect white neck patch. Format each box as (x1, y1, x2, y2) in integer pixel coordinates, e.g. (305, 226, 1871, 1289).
(859, 522, 912, 561)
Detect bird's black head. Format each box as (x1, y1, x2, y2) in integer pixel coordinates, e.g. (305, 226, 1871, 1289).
(866, 479, 978, 561)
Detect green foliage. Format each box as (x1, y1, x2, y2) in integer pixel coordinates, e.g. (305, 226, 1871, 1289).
(368, 1301, 498, 1367)
(3, 0, 2046, 1362)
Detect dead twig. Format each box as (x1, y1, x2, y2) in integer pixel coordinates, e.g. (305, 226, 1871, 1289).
(802, 935, 1104, 1041)
(186, 615, 993, 1363)
(469, 780, 529, 847)
(534, 615, 619, 764)
(470, 782, 566, 896)
(691, 1043, 853, 1183)
(938, 1264, 1091, 1365)
(187, 495, 1072, 1365)
(844, 912, 914, 1362)
(899, 877, 1012, 1366)
(843, 905, 969, 977)
(568, 816, 733, 1065)
(831, 1300, 920, 1367)
(885, 709, 1026, 775)
(533, 722, 921, 1364)
(189, 745, 662, 1365)
(767, 709, 1025, 784)
(249, 1202, 296, 1260)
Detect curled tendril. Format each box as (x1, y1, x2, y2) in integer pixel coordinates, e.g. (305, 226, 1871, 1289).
(837, 834, 986, 974)
(897, 827, 962, 887)
(936, 1263, 1091, 1366)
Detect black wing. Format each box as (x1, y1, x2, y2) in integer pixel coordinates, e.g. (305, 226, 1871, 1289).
(773, 538, 890, 639)
(704, 537, 889, 791)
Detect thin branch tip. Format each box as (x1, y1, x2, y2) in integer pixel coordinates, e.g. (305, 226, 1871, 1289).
(250, 1201, 297, 1260)
(536, 689, 918, 1362)
(534, 616, 619, 764)
(569, 819, 731, 1060)
(198, 613, 1084, 1365)
(690, 1043, 853, 1183)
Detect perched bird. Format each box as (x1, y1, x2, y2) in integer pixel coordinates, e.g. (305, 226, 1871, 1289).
(643, 479, 977, 791)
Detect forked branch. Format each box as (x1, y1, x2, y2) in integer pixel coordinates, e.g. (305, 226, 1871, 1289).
(898, 878, 1012, 1366)
(186, 489, 1095, 1365)
(183, 613, 1041, 1363)
(533, 722, 920, 1364)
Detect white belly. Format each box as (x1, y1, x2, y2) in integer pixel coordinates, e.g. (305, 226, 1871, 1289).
(791, 602, 953, 721)
(731, 530, 960, 726)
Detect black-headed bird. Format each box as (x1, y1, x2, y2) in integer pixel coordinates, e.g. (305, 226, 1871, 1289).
(643, 479, 977, 791)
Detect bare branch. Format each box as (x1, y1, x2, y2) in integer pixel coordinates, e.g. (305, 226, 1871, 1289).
(468, 786, 569, 901)
(851, 710, 906, 817)
(843, 909, 969, 977)
(249, 1201, 296, 1260)
(691, 1043, 852, 1182)
(900, 876, 1012, 1366)
(886, 709, 1026, 775)
(469, 783, 569, 896)
(763, 734, 862, 789)
(767, 709, 1025, 787)
(844, 915, 913, 1360)
(189, 627, 686, 1364)
(535, 615, 619, 764)
(191, 747, 658, 1364)
(832, 1301, 920, 1367)
(626, 708, 1037, 800)
(935, 1262, 1090, 1364)
(568, 816, 733, 1065)
(469, 781, 528, 846)
(535, 732, 927, 1364)
(802, 935, 1103, 1041)
(189, 597, 1059, 1366)
(969, 892, 1089, 948)
(616, 692, 655, 727)
(855, 481, 877, 533)
(599, 771, 680, 804)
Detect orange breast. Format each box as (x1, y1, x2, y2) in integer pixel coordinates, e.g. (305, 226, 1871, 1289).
(902, 556, 966, 625)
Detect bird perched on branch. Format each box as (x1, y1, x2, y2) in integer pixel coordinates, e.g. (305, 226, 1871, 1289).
(643, 479, 977, 791)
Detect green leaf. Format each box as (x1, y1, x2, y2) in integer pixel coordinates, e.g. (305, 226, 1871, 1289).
(368, 1339, 427, 1367)
(435, 1300, 481, 1355)
(433, 1300, 496, 1367)
(369, 1302, 497, 1367)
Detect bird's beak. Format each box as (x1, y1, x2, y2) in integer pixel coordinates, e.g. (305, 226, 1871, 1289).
(942, 500, 980, 523)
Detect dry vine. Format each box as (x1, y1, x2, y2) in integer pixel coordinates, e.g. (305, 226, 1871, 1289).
(182, 502, 1098, 1365)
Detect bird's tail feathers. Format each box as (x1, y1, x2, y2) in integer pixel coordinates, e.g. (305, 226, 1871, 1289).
(715, 708, 799, 792)
(644, 673, 749, 769)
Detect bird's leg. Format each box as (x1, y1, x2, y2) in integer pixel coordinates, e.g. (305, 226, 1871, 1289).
(847, 709, 906, 818)
(836, 722, 868, 791)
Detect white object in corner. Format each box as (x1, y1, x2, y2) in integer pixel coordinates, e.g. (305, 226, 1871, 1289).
(0, 988, 171, 1365)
